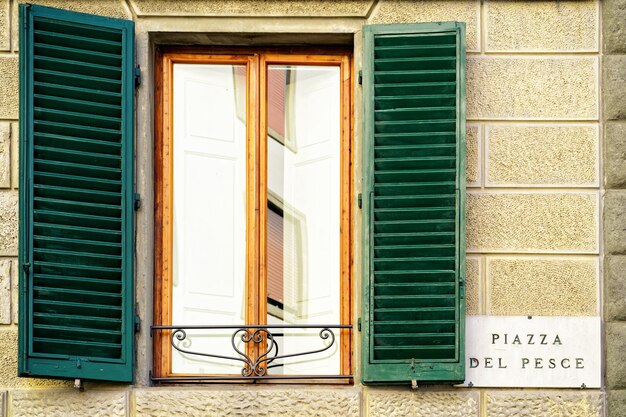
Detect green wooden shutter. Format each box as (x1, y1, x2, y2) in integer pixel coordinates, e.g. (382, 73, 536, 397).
(361, 22, 466, 384)
(18, 4, 135, 383)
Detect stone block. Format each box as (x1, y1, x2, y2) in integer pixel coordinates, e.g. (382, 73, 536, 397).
(485, 1, 598, 52)
(467, 192, 598, 253)
(467, 57, 598, 120)
(605, 121, 626, 188)
(608, 390, 626, 417)
(0, 191, 17, 256)
(604, 190, 626, 255)
(135, 388, 360, 416)
(466, 256, 480, 315)
(606, 255, 626, 321)
(486, 125, 598, 186)
(130, 0, 373, 17)
(604, 0, 626, 54)
(604, 55, 626, 120)
(12, 0, 132, 50)
(368, 0, 480, 51)
(0, 260, 10, 324)
(0, 123, 9, 188)
(11, 123, 17, 189)
(365, 389, 478, 417)
(486, 257, 598, 316)
(0, 0, 8, 51)
(607, 322, 626, 389)
(466, 124, 480, 186)
(0, 56, 18, 120)
(11, 390, 128, 417)
(485, 391, 604, 417)
(0, 329, 72, 388)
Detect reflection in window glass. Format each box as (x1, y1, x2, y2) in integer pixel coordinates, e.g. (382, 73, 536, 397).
(266, 65, 341, 375)
(171, 64, 247, 374)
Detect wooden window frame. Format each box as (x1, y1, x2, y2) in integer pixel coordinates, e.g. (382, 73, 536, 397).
(153, 47, 353, 382)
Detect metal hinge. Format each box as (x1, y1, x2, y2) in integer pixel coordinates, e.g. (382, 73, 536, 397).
(134, 66, 141, 87)
(358, 193, 362, 209)
(357, 318, 361, 332)
(134, 193, 141, 210)
(459, 277, 465, 300)
(135, 312, 141, 333)
(22, 262, 30, 273)
(358, 70, 362, 85)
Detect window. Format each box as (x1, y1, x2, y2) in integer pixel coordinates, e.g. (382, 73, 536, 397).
(18, 3, 465, 386)
(152, 50, 353, 381)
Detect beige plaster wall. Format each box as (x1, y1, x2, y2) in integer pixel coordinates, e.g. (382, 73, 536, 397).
(0, 0, 604, 416)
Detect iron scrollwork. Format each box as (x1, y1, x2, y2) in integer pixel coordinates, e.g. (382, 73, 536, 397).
(151, 324, 352, 381)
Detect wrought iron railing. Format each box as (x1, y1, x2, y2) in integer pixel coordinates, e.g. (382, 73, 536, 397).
(150, 324, 353, 382)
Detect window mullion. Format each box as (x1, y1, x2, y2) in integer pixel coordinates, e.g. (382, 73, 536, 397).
(246, 53, 264, 368)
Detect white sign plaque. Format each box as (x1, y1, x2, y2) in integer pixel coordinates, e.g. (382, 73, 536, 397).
(461, 316, 601, 388)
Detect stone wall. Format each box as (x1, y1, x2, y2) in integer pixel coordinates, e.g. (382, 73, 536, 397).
(604, 1, 626, 416)
(0, 1, 609, 416)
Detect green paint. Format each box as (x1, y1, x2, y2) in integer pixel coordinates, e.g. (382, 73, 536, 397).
(18, 4, 135, 383)
(361, 22, 466, 384)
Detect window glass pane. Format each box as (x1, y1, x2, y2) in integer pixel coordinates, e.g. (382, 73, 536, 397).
(266, 65, 341, 375)
(172, 64, 247, 374)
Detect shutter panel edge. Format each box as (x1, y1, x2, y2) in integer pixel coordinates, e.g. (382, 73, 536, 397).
(361, 21, 466, 384)
(18, 3, 135, 383)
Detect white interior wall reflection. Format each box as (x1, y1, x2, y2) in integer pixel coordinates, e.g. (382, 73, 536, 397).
(266, 65, 341, 375)
(172, 64, 247, 374)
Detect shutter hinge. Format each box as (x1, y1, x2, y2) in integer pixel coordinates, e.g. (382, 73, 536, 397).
(459, 277, 465, 300)
(358, 70, 362, 85)
(357, 193, 362, 209)
(22, 262, 30, 273)
(134, 193, 141, 210)
(134, 66, 141, 87)
(357, 317, 361, 332)
(135, 313, 141, 333)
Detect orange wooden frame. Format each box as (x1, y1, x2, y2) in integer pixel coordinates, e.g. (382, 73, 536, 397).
(154, 48, 353, 382)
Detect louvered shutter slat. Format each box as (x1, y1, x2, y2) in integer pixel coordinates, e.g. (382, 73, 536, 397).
(19, 4, 134, 383)
(362, 22, 466, 384)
